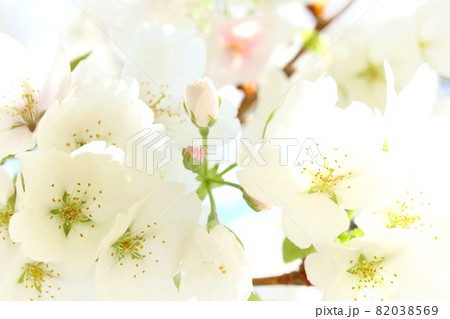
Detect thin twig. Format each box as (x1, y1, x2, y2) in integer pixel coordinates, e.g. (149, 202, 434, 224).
(252, 262, 312, 286)
(283, 0, 357, 77)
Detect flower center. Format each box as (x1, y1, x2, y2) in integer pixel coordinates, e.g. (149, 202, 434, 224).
(2, 79, 42, 132)
(380, 192, 431, 230)
(347, 254, 397, 300)
(0, 204, 13, 230)
(386, 211, 421, 229)
(111, 228, 145, 260)
(18, 262, 60, 299)
(357, 61, 384, 83)
(303, 157, 352, 203)
(66, 121, 116, 151)
(50, 183, 102, 236)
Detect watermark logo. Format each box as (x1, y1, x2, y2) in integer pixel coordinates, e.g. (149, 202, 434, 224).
(126, 128, 172, 175)
(126, 130, 325, 175)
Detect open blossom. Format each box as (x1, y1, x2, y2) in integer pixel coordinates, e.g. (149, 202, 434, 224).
(0, 249, 97, 301)
(8, 143, 151, 275)
(354, 168, 442, 244)
(178, 225, 253, 301)
(305, 235, 422, 301)
(238, 77, 388, 248)
(95, 182, 201, 300)
(204, 11, 294, 86)
(122, 21, 240, 147)
(0, 33, 70, 161)
(37, 64, 160, 153)
(185, 77, 220, 128)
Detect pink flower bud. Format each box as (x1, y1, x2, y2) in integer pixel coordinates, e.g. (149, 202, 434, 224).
(185, 145, 206, 164)
(184, 77, 220, 128)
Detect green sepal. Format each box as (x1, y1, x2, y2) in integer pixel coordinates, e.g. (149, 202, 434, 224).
(0, 154, 15, 165)
(50, 209, 60, 215)
(20, 173, 25, 192)
(70, 51, 92, 71)
(17, 269, 26, 284)
(206, 216, 219, 233)
(63, 221, 72, 237)
(62, 191, 69, 203)
(199, 127, 209, 139)
(182, 148, 204, 172)
(224, 225, 244, 250)
(196, 184, 208, 201)
(282, 237, 316, 263)
(6, 191, 16, 211)
(242, 191, 263, 212)
(173, 272, 182, 291)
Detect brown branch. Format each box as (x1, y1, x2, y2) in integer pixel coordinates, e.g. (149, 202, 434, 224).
(282, 0, 357, 77)
(237, 82, 258, 123)
(252, 262, 312, 286)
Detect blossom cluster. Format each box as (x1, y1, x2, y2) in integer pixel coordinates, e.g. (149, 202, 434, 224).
(1, 0, 450, 301)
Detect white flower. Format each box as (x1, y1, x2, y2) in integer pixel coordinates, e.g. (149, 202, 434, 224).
(8, 144, 151, 275)
(94, 182, 201, 300)
(122, 21, 240, 147)
(178, 224, 253, 301)
(383, 62, 440, 157)
(0, 250, 97, 301)
(0, 33, 70, 160)
(37, 71, 160, 153)
(185, 77, 220, 127)
(238, 77, 388, 248)
(305, 235, 421, 301)
(326, 21, 422, 111)
(354, 171, 441, 243)
(409, 0, 450, 78)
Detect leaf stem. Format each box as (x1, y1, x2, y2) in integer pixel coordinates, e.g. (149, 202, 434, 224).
(218, 162, 237, 177)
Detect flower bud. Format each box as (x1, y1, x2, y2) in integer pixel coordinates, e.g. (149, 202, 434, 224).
(242, 192, 271, 212)
(184, 77, 220, 128)
(182, 145, 206, 171)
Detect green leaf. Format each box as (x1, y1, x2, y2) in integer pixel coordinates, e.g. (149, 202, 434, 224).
(173, 272, 182, 291)
(63, 221, 71, 237)
(336, 228, 365, 245)
(347, 209, 355, 220)
(70, 51, 91, 71)
(301, 29, 328, 55)
(248, 292, 262, 301)
(282, 238, 316, 263)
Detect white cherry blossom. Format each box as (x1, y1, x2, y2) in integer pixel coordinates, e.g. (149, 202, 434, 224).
(9, 144, 151, 275)
(178, 224, 253, 301)
(95, 182, 201, 300)
(0, 33, 70, 160)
